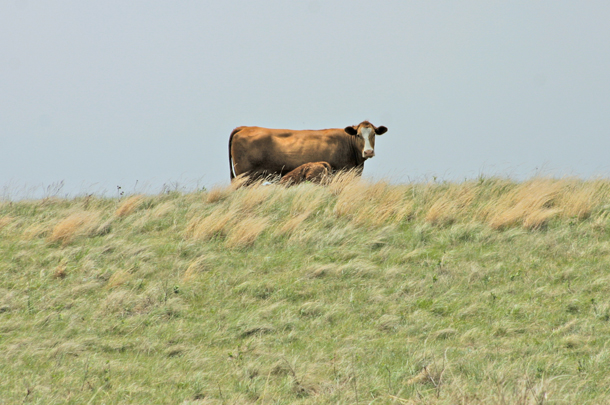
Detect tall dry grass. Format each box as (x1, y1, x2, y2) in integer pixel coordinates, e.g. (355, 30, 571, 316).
(333, 180, 412, 227)
(486, 179, 564, 229)
(186, 181, 276, 246)
(205, 184, 233, 204)
(274, 185, 331, 238)
(401, 177, 610, 230)
(48, 211, 101, 245)
(187, 176, 610, 248)
(115, 195, 144, 217)
(480, 178, 609, 229)
(0, 215, 14, 231)
(425, 184, 475, 226)
(225, 216, 270, 248)
(186, 206, 237, 241)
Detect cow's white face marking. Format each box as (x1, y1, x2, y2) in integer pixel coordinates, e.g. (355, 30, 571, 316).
(360, 126, 375, 158)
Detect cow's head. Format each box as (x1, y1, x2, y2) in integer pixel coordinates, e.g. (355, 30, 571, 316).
(344, 121, 388, 159)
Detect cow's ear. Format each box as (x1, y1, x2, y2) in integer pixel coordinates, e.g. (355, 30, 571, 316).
(344, 126, 358, 135)
(375, 126, 388, 135)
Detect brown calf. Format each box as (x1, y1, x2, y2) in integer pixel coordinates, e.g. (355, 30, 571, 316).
(279, 162, 332, 186)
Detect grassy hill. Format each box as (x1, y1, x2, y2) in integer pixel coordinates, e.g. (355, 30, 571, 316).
(2, 174, 610, 404)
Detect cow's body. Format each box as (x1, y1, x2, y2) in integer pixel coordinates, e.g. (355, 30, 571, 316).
(279, 161, 332, 186)
(229, 121, 387, 181)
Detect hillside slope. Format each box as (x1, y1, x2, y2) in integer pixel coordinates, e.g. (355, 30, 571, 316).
(2, 175, 610, 404)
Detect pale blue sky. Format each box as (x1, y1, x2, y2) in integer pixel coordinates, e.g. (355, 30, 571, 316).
(2, 1, 609, 197)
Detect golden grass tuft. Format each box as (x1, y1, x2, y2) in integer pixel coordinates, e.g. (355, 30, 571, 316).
(557, 179, 602, 219)
(425, 185, 475, 226)
(275, 212, 311, 237)
(205, 185, 232, 203)
(377, 314, 401, 331)
(182, 256, 210, 282)
(115, 195, 144, 217)
(107, 269, 131, 288)
(334, 180, 411, 227)
(289, 185, 328, 215)
(327, 169, 361, 195)
(101, 290, 135, 315)
(306, 263, 340, 278)
(225, 216, 269, 248)
(487, 179, 563, 229)
(189, 184, 276, 244)
(432, 327, 458, 340)
(479, 178, 610, 229)
(271, 186, 326, 238)
(407, 363, 445, 386)
(186, 206, 236, 241)
(48, 211, 101, 245)
(151, 202, 175, 218)
(0, 215, 14, 231)
(23, 223, 51, 240)
(230, 183, 276, 213)
(522, 208, 562, 230)
(228, 173, 252, 190)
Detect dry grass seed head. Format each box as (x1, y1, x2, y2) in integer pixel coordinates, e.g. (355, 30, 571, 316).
(115, 195, 144, 217)
(48, 211, 101, 245)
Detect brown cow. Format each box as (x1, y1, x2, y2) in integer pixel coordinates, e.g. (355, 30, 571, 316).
(279, 161, 332, 186)
(228, 121, 387, 181)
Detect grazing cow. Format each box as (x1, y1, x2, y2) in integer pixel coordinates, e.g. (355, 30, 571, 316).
(228, 121, 387, 181)
(279, 161, 332, 186)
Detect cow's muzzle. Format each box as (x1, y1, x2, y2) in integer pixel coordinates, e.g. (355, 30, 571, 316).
(363, 149, 375, 158)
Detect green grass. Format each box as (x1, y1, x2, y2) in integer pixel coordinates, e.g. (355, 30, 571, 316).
(2, 177, 610, 404)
